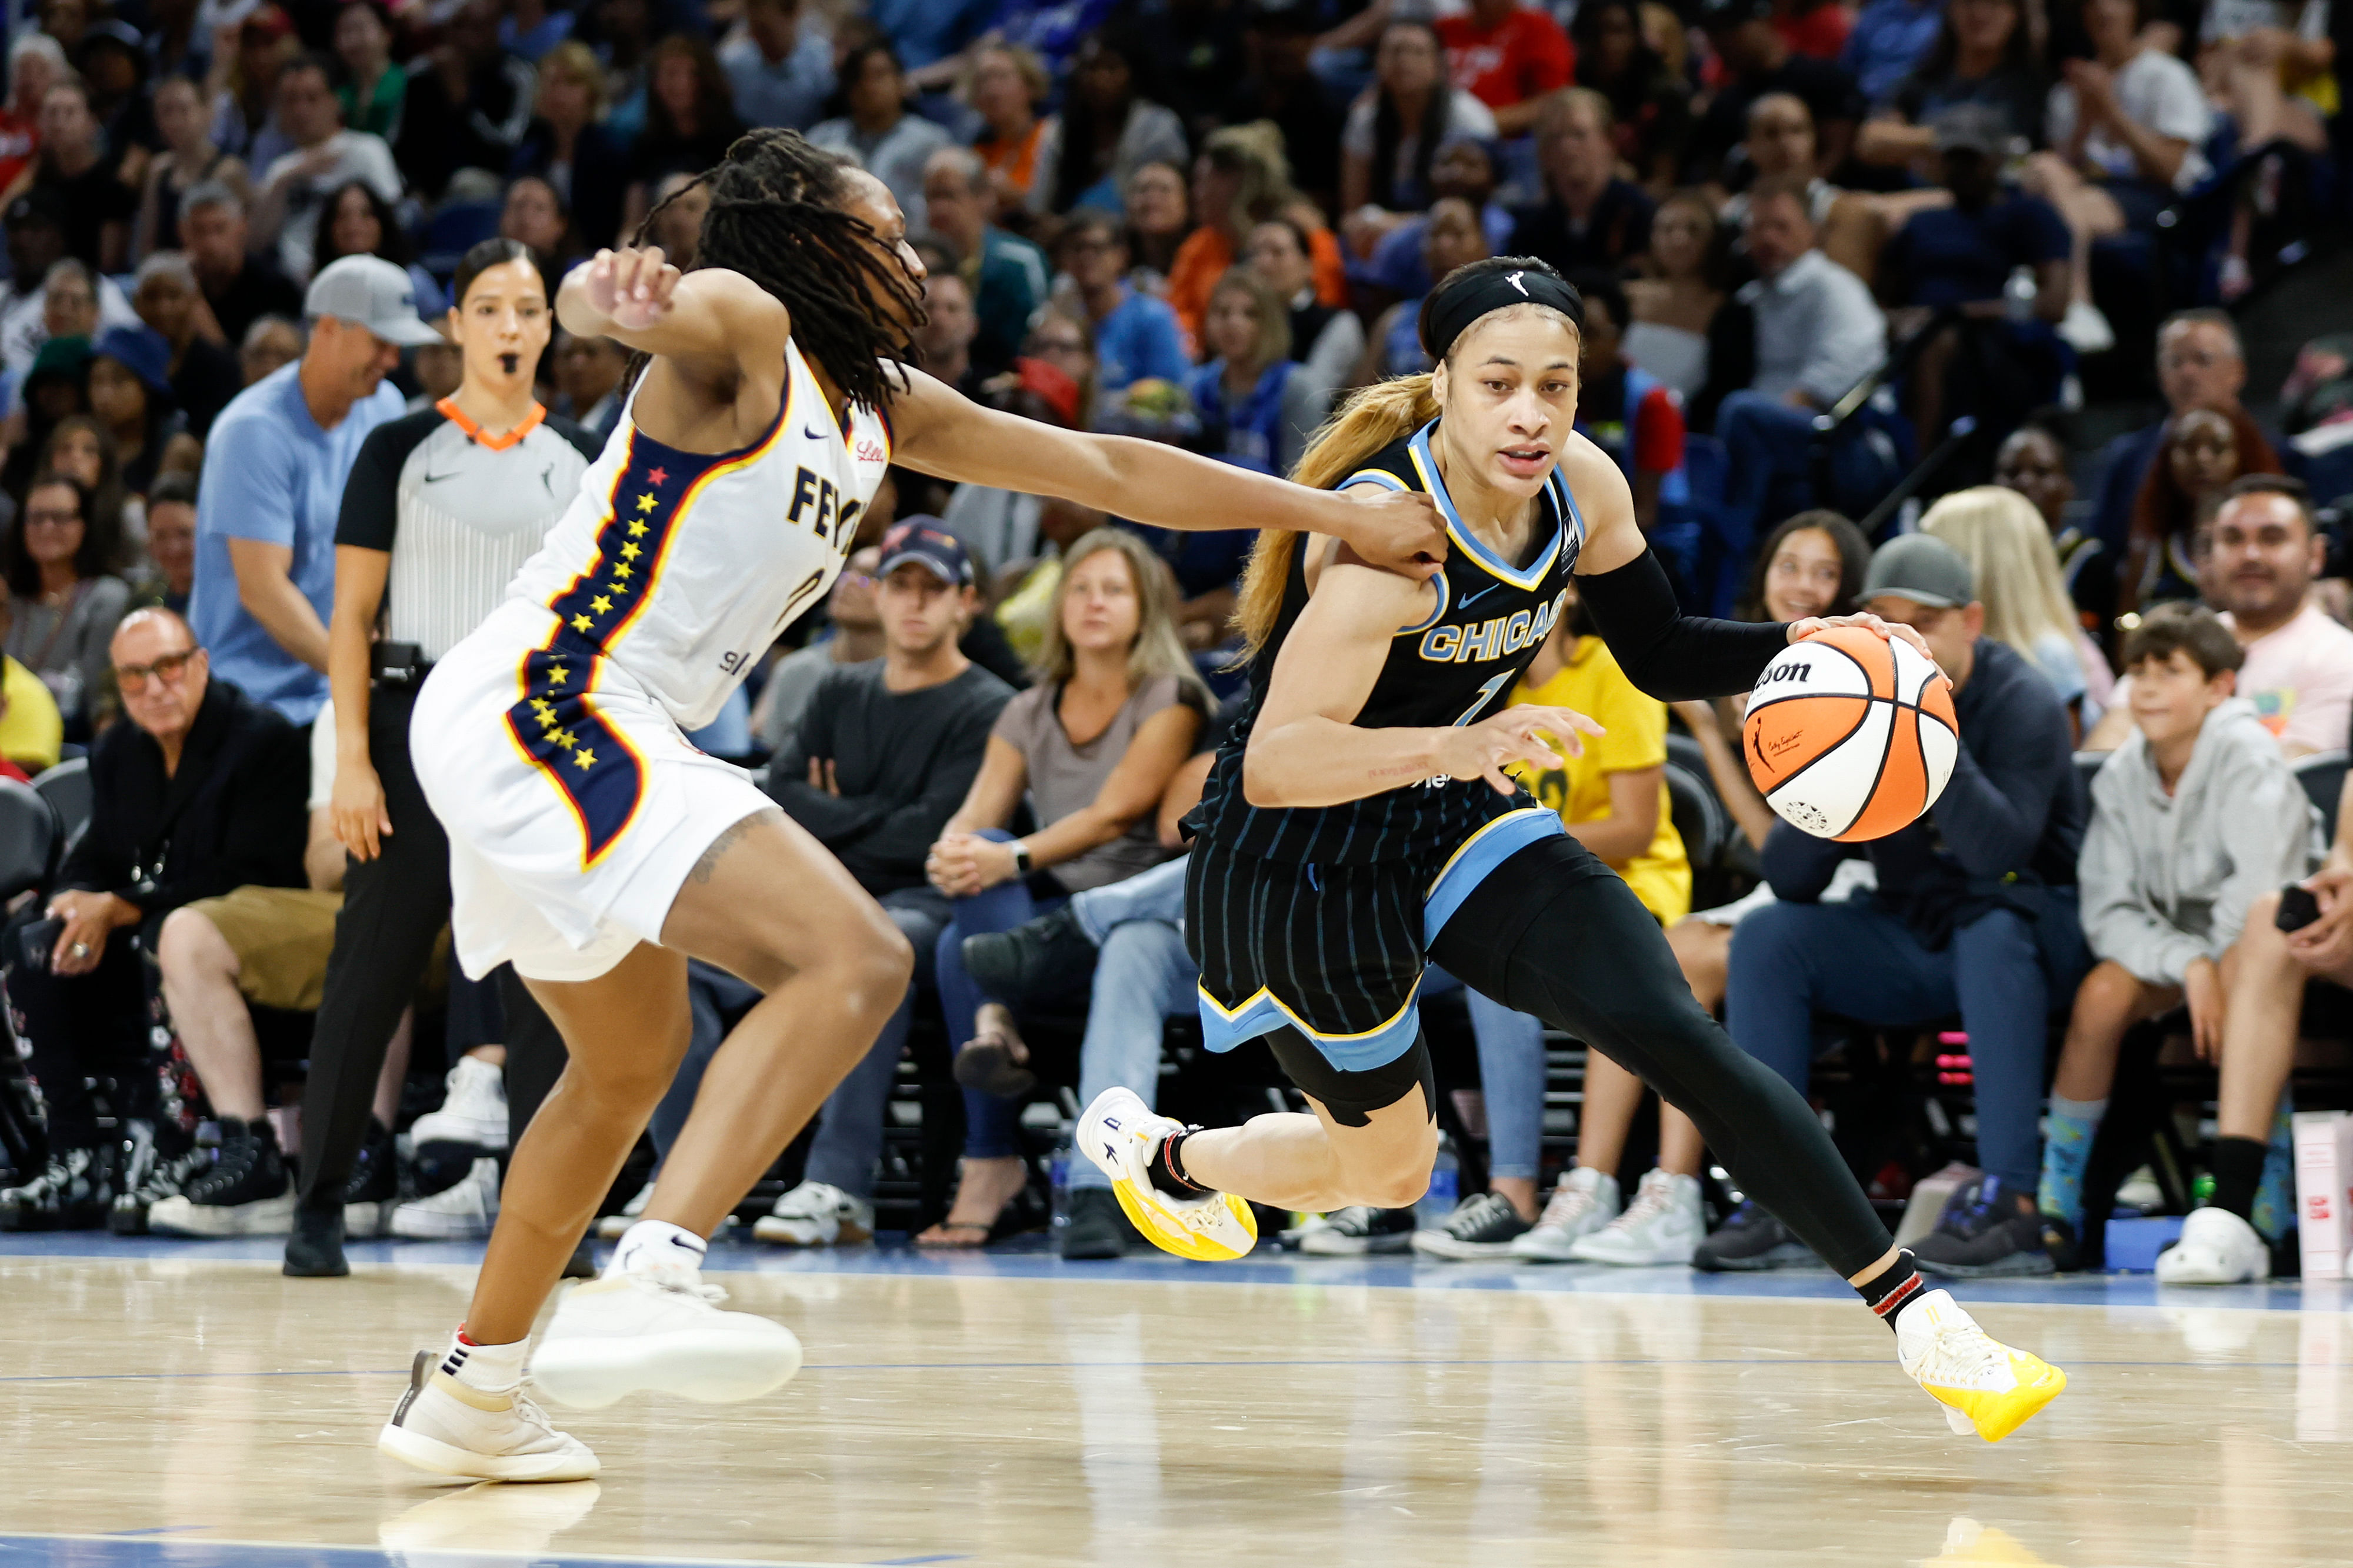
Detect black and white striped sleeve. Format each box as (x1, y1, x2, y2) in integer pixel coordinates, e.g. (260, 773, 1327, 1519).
(335, 409, 445, 553)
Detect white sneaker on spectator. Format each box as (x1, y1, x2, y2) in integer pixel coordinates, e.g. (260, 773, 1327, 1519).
(1569, 1170, 1705, 1265)
(596, 1181, 653, 1241)
(530, 1234, 802, 1409)
(2155, 1206, 2269, 1286)
(377, 1349, 597, 1482)
(1508, 1167, 1621, 1262)
(392, 1157, 501, 1240)
(409, 1056, 511, 1153)
(752, 1180, 873, 1247)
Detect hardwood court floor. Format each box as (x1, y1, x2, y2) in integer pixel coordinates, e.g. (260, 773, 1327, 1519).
(2, 1247, 2351, 1567)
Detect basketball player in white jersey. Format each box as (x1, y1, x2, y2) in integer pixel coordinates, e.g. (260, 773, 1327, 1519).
(375, 130, 1444, 1481)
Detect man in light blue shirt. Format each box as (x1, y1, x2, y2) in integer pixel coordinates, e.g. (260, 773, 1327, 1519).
(721, 0, 834, 131)
(1061, 212, 1192, 395)
(190, 255, 436, 723)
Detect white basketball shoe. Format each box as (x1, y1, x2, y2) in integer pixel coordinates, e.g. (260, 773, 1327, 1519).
(391, 1156, 501, 1240)
(529, 1227, 802, 1409)
(1569, 1170, 1705, 1265)
(376, 1349, 598, 1482)
(1075, 1087, 1257, 1261)
(408, 1055, 511, 1153)
(752, 1180, 874, 1247)
(2154, 1206, 2269, 1285)
(1507, 1167, 1621, 1262)
(1896, 1288, 2067, 1442)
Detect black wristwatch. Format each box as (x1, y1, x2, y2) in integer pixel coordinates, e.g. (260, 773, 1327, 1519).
(1009, 839, 1032, 875)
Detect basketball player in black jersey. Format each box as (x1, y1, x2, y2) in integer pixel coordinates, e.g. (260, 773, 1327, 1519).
(1079, 258, 2067, 1443)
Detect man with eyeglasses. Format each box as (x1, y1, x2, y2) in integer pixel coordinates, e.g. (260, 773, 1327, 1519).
(2087, 311, 2302, 582)
(0, 609, 310, 1232)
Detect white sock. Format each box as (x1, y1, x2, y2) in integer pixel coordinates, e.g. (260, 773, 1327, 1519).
(442, 1327, 528, 1393)
(609, 1218, 708, 1277)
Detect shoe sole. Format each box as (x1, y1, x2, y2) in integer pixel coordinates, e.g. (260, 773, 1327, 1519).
(1568, 1243, 1701, 1266)
(1915, 1252, 2057, 1280)
(391, 1215, 496, 1240)
(1411, 1233, 1529, 1259)
(376, 1422, 598, 1482)
(751, 1216, 874, 1246)
(1298, 1235, 1411, 1256)
(1692, 1243, 1820, 1273)
(530, 1327, 804, 1410)
(149, 1194, 296, 1237)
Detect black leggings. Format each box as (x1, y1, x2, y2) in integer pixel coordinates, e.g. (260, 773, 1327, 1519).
(1428, 834, 1892, 1279)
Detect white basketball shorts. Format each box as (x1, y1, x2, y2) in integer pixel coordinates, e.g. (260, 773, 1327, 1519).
(411, 600, 771, 983)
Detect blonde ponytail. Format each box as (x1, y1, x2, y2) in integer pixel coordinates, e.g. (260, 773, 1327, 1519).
(1231, 373, 1441, 660)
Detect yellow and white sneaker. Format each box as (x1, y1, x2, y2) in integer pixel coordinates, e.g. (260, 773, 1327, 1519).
(1075, 1087, 1256, 1262)
(376, 1350, 599, 1482)
(1897, 1289, 2066, 1442)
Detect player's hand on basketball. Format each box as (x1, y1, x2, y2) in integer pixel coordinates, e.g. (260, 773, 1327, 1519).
(1341, 489, 1447, 581)
(2185, 955, 2224, 1061)
(332, 758, 394, 862)
(582, 246, 681, 332)
(1439, 705, 1605, 796)
(1791, 613, 1945, 683)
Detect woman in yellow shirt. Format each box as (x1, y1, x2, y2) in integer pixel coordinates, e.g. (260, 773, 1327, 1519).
(1414, 590, 1692, 1260)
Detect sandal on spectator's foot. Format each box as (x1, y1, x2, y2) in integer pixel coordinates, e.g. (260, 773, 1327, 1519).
(914, 1221, 994, 1249)
(952, 1028, 1035, 1097)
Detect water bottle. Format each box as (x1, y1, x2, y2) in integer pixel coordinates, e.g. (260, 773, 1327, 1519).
(1416, 1133, 1459, 1230)
(2004, 265, 2038, 325)
(1048, 1134, 1073, 1232)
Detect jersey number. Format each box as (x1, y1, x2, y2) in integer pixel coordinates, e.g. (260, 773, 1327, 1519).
(1454, 671, 1514, 727)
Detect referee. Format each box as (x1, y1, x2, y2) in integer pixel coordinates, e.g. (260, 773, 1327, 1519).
(285, 239, 603, 1277)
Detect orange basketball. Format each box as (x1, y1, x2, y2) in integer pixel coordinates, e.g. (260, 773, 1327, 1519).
(1741, 626, 1959, 842)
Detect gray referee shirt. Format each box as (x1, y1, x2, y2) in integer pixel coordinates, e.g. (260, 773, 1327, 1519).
(334, 401, 602, 662)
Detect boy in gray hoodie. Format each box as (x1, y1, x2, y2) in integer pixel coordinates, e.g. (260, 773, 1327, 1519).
(2035, 605, 2321, 1279)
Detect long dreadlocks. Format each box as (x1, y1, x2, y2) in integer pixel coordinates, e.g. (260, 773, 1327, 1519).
(634, 128, 926, 412)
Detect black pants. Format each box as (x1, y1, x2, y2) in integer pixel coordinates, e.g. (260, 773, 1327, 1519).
(2, 910, 152, 1150)
(1428, 834, 1892, 1279)
(296, 683, 568, 1212)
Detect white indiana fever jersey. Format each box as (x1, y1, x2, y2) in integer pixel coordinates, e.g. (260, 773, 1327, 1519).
(505, 339, 891, 731)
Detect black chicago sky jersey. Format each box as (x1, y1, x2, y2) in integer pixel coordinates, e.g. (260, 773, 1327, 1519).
(1191, 419, 1583, 865)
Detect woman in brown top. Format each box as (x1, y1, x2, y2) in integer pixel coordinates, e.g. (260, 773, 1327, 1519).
(920, 528, 1207, 1245)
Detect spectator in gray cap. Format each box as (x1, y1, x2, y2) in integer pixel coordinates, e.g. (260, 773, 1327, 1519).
(1707, 531, 2088, 1281)
(188, 255, 438, 723)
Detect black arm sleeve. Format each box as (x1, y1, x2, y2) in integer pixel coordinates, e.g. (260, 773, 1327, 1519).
(1575, 547, 1791, 702)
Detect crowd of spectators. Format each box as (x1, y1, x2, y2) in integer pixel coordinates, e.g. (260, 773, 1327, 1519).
(0, 0, 2346, 1287)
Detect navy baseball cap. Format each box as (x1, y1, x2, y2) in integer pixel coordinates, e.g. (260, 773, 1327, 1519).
(878, 521, 975, 587)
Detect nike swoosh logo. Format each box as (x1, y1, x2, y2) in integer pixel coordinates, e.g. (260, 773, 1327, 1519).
(1459, 585, 1501, 608)
(805, 425, 828, 441)
(420, 469, 459, 485)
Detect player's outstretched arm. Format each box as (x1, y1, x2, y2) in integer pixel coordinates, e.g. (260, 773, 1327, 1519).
(1241, 552, 1600, 809)
(555, 248, 789, 379)
(1565, 438, 1930, 699)
(888, 366, 1447, 579)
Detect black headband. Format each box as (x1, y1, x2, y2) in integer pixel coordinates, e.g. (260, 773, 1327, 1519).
(1422, 266, 1584, 363)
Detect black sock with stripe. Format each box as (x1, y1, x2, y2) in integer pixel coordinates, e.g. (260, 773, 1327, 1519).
(1146, 1129, 1206, 1197)
(1857, 1250, 1926, 1332)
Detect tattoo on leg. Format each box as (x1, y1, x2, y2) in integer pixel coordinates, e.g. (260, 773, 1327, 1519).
(689, 809, 782, 885)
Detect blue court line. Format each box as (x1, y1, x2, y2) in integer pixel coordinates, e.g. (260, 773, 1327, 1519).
(0, 1355, 2305, 1388)
(0, 1534, 906, 1567)
(1, 1230, 2336, 1312)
